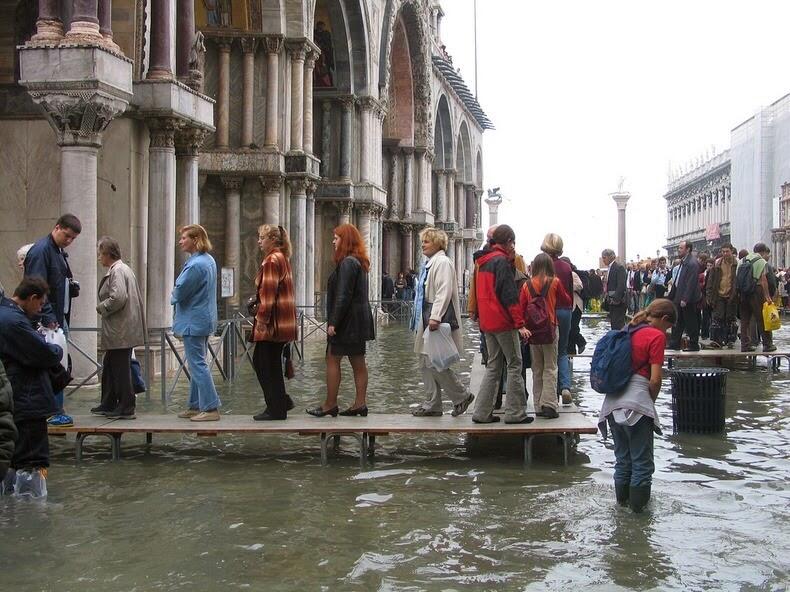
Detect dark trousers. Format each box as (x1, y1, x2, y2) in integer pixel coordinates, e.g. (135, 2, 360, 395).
(253, 341, 287, 418)
(740, 290, 773, 350)
(609, 303, 627, 330)
(608, 415, 655, 487)
(11, 418, 49, 469)
(701, 305, 712, 339)
(710, 296, 737, 345)
(568, 307, 586, 354)
(670, 303, 700, 348)
(100, 348, 135, 413)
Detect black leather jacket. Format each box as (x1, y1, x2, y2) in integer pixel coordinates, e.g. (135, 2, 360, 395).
(326, 256, 375, 344)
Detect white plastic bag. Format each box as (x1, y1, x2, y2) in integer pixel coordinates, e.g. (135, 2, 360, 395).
(41, 327, 68, 369)
(423, 323, 460, 371)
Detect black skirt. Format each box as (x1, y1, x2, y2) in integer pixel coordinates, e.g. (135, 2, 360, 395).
(327, 341, 366, 357)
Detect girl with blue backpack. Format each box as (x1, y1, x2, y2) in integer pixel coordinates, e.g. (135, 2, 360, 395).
(596, 298, 677, 513)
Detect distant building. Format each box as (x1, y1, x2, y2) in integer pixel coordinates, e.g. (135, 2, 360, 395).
(664, 150, 731, 259)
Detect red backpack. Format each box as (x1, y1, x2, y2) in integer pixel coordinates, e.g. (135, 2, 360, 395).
(525, 279, 554, 345)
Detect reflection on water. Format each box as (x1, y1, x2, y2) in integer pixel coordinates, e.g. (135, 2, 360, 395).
(0, 318, 788, 590)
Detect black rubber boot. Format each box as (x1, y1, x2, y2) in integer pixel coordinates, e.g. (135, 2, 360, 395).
(615, 483, 630, 507)
(629, 484, 651, 513)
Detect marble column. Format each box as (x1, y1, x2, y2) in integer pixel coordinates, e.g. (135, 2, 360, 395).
(435, 170, 446, 221)
(464, 184, 475, 228)
(445, 171, 455, 223)
(303, 50, 316, 154)
(175, 127, 206, 231)
(289, 179, 310, 306)
(359, 98, 373, 183)
(454, 240, 464, 288)
(339, 97, 354, 180)
(415, 148, 427, 213)
(146, 0, 172, 78)
(98, 0, 120, 50)
(216, 38, 232, 148)
(611, 191, 630, 262)
(456, 181, 465, 229)
(264, 37, 283, 149)
(387, 149, 399, 219)
(306, 186, 316, 307)
(222, 176, 243, 307)
(259, 175, 281, 224)
(400, 225, 413, 272)
(338, 201, 352, 226)
(288, 43, 306, 152)
(239, 38, 258, 148)
(146, 118, 179, 330)
(320, 100, 331, 177)
(32, 0, 64, 42)
(403, 148, 414, 219)
(66, 0, 102, 42)
(176, 0, 195, 78)
(358, 205, 372, 249)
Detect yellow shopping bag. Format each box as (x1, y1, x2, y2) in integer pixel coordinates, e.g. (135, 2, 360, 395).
(762, 302, 781, 332)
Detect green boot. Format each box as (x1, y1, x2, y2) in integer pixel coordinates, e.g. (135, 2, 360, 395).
(629, 484, 651, 513)
(614, 483, 630, 507)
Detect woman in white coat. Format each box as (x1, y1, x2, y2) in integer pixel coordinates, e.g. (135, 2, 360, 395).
(411, 227, 475, 417)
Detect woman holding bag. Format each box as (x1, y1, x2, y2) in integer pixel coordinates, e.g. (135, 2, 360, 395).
(250, 225, 298, 421)
(411, 228, 475, 417)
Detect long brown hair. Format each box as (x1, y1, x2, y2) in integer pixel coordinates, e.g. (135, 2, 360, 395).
(333, 224, 370, 271)
(631, 298, 677, 326)
(258, 224, 292, 258)
(530, 252, 555, 279)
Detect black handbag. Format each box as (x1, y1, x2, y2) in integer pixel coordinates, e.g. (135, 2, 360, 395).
(49, 359, 73, 393)
(422, 299, 459, 331)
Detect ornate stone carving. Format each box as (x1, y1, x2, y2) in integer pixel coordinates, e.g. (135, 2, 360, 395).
(240, 37, 259, 54)
(175, 127, 208, 157)
(339, 95, 355, 111)
(30, 92, 128, 147)
(147, 117, 180, 149)
(186, 30, 207, 92)
(264, 36, 284, 55)
(221, 176, 244, 191)
(286, 41, 308, 62)
(336, 200, 353, 218)
(304, 48, 318, 70)
(259, 175, 283, 193)
(287, 177, 312, 195)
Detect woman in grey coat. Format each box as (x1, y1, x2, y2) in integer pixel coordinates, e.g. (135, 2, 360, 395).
(92, 237, 146, 419)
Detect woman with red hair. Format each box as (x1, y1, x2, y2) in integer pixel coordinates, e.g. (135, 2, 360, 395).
(306, 224, 375, 417)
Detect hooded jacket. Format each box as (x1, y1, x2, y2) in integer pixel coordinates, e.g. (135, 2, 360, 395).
(474, 245, 525, 333)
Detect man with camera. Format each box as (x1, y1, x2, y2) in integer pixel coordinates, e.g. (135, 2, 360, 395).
(23, 214, 82, 427)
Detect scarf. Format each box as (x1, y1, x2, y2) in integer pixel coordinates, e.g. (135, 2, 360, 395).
(409, 262, 429, 333)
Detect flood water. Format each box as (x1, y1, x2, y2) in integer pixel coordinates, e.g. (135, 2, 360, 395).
(1, 317, 788, 591)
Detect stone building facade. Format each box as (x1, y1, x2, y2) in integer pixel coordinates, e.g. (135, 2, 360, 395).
(663, 150, 731, 259)
(0, 1, 489, 370)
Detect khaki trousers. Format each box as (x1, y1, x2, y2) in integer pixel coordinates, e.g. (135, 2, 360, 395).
(417, 354, 472, 413)
(472, 330, 528, 423)
(530, 331, 559, 412)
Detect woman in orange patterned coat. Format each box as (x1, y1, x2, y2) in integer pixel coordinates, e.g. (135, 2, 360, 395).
(251, 225, 298, 421)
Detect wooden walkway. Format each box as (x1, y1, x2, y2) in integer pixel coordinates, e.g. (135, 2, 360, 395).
(49, 411, 597, 468)
(570, 348, 790, 370)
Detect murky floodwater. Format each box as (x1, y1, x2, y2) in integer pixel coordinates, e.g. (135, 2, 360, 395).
(1, 318, 788, 591)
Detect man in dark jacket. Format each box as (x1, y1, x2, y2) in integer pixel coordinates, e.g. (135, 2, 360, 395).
(0, 278, 63, 485)
(669, 240, 702, 351)
(471, 225, 533, 424)
(0, 359, 16, 484)
(601, 249, 627, 329)
(587, 269, 603, 301)
(381, 271, 395, 300)
(706, 243, 738, 348)
(23, 213, 81, 427)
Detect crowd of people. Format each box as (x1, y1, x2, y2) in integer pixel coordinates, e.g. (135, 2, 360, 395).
(0, 213, 782, 512)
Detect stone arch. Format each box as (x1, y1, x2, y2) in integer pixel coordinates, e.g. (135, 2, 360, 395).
(475, 148, 483, 188)
(379, 0, 432, 146)
(456, 120, 472, 183)
(382, 14, 413, 143)
(434, 94, 453, 169)
(313, 0, 369, 93)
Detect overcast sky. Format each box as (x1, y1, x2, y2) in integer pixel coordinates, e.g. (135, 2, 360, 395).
(439, 0, 790, 268)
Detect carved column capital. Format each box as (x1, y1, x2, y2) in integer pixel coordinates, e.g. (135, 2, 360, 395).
(175, 127, 208, 157)
(336, 200, 353, 217)
(147, 117, 180, 149)
(259, 175, 283, 193)
(215, 37, 234, 52)
(286, 41, 309, 62)
(304, 48, 319, 70)
(339, 95, 355, 112)
(221, 176, 244, 191)
(264, 36, 284, 55)
(401, 146, 414, 157)
(30, 92, 128, 147)
(287, 177, 311, 195)
(240, 37, 259, 54)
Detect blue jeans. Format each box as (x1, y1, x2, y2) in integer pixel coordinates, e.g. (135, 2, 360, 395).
(183, 335, 221, 411)
(608, 415, 655, 487)
(556, 308, 572, 392)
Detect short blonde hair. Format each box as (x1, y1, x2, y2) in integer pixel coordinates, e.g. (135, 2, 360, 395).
(179, 224, 213, 253)
(419, 227, 448, 252)
(541, 233, 563, 257)
(514, 254, 527, 274)
(17, 243, 33, 264)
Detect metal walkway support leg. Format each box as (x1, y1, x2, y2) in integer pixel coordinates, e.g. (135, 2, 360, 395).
(522, 435, 533, 468)
(359, 433, 368, 470)
(368, 435, 376, 459)
(75, 433, 122, 461)
(320, 433, 329, 466)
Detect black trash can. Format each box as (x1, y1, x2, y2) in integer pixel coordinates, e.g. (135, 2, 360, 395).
(669, 367, 729, 434)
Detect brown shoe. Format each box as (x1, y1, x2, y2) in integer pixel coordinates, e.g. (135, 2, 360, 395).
(177, 408, 200, 419)
(190, 410, 220, 422)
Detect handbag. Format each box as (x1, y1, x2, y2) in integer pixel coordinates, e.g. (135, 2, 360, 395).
(49, 355, 73, 393)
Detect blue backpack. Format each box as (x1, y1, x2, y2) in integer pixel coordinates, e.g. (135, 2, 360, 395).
(590, 323, 649, 394)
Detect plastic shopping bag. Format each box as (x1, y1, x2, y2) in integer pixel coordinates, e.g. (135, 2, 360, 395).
(41, 327, 68, 369)
(423, 323, 460, 371)
(762, 302, 781, 332)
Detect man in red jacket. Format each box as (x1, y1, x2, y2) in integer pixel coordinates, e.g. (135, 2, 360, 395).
(471, 225, 534, 424)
